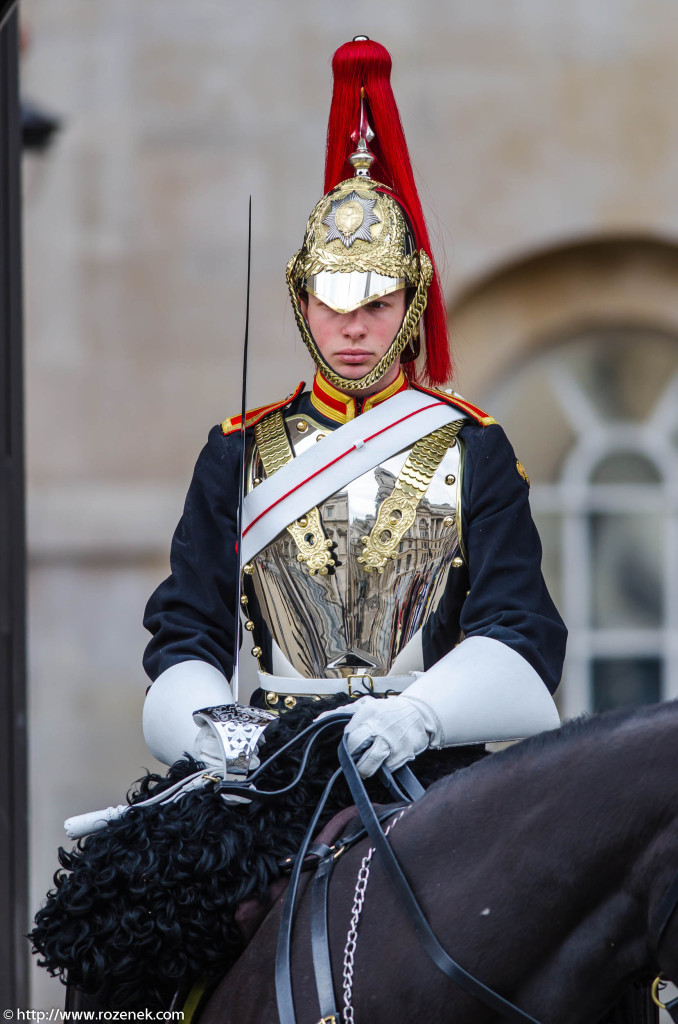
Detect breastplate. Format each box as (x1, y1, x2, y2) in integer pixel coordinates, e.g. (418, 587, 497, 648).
(246, 410, 464, 678)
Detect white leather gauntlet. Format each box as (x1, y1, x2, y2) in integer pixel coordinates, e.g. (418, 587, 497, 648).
(343, 693, 434, 777)
(142, 660, 233, 766)
(344, 636, 560, 778)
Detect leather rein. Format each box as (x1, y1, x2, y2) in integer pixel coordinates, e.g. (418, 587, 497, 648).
(218, 716, 543, 1024)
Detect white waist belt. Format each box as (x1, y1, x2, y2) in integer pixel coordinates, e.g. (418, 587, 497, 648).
(257, 673, 415, 696)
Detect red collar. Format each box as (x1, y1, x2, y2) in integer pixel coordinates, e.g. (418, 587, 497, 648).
(310, 369, 408, 424)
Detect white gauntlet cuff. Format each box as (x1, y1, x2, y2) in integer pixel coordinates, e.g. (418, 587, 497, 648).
(142, 660, 233, 766)
(402, 636, 560, 747)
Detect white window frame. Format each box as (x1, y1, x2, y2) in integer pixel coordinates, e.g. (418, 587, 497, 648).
(527, 360, 678, 718)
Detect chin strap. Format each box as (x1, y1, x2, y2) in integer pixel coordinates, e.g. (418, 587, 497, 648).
(286, 248, 431, 392)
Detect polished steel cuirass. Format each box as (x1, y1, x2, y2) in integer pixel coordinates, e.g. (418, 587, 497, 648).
(247, 412, 464, 679)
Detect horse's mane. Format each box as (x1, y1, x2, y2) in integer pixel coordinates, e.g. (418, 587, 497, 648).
(30, 696, 482, 1011)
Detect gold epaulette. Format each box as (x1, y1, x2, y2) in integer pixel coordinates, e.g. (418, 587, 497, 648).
(221, 381, 305, 436)
(411, 383, 498, 427)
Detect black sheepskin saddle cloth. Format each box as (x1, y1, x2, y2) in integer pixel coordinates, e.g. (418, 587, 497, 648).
(31, 697, 484, 1011)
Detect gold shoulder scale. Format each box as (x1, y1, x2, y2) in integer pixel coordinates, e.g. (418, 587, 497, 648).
(254, 411, 335, 576)
(358, 419, 466, 573)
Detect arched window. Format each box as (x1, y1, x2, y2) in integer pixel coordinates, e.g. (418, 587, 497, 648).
(487, 326, 678, 718)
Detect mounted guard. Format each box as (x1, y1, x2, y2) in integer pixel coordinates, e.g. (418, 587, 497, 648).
(141, 37, 565, 781)
(32, 36, 570, 1017)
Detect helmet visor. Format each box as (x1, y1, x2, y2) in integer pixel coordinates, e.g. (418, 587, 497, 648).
(305, 270, 406, 314)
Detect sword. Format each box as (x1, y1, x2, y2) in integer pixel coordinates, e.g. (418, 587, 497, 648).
(64, 204, 269, 840)
(191, 198, 275, 778)
(232, 195, 252, 704)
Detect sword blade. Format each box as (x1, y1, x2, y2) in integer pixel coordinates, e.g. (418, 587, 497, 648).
(232, 196, 252, 703)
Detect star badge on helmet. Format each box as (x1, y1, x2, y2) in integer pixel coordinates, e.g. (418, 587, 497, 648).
(323, 191, 380, 248)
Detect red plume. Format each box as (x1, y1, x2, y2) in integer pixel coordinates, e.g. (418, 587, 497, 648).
(324, 39, 453, 385)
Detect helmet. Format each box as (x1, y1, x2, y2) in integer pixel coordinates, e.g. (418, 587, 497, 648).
(287, 38, 452, 391)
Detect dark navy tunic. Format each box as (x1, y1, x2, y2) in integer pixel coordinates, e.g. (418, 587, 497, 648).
(143, 385, 567, 698)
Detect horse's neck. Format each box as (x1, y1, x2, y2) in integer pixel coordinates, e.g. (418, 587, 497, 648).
(395, 709, 678, 1023)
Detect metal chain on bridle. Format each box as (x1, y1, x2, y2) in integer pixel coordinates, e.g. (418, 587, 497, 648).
(342, 810, 406, 1024)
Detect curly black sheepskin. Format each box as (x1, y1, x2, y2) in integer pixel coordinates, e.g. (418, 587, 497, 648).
(30, 697, 483, 1010)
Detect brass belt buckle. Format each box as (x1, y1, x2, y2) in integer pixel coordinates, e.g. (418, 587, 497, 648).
(347, 674, 374, 698)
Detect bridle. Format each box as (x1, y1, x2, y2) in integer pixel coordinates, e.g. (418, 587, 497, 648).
(219, 717, 544, 1024)
(220, 717, 674, 1024)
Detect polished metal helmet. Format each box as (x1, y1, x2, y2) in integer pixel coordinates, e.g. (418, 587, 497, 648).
(287, 38, 452, 392)
(287, 177, 432, 391)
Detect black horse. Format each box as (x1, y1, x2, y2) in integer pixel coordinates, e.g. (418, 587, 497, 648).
(196, 700, 678, 1024)
(34, 700, 678, 1022)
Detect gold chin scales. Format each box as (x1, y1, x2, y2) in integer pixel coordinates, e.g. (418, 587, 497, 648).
(358, 419, 465, 573)
(253, 411, 335, 576)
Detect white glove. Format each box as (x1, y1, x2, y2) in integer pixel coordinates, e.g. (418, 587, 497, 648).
(143, 660, 233, 766)
(344, 636, 561, 778)
(344, 693, 436, 778)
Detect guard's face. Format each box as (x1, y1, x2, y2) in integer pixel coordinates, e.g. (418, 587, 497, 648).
(300, 290, 406, 391)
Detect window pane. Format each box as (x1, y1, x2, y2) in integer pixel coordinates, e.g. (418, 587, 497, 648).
(592, 658, 661, 712)
(590, 513, 663, 628)
(559, 330, 678, 422)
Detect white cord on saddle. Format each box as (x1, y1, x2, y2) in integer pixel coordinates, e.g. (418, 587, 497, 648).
(342, 810, 406, 1024)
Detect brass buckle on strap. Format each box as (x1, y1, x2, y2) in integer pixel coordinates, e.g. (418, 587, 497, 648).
(317, 1016, 338, 1024)
(651, 974, 669, 1009)
(347, 674, 374, 697)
